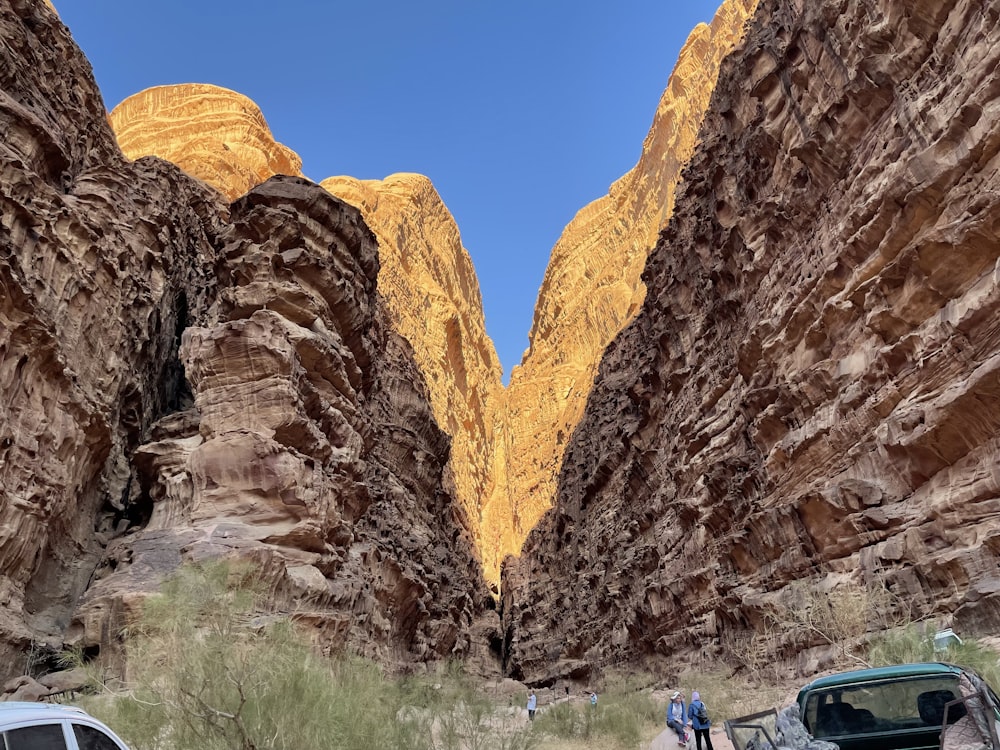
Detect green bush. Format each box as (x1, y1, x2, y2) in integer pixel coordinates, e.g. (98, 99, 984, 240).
(74, 561, 549, 750)
(532, 686, 662, 749)
(77, 561, 431, 750)
(867, 624, 1000, 688)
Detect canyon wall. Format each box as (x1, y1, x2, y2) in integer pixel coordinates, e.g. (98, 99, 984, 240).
(320, 174, 506, 589)
(0, 0, 488, 682)
(11, 0, 1000, 689)
(97, 2, 759, 586)
(493, 0, 759, 582)
(107, 89, 508, 589)
(503, 0, 1000, 682)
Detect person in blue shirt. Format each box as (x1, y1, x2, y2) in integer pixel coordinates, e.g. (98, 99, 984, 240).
(666, 691, 690, 745)
(526, 691, 537, 721)
(687, 691, 714, 750)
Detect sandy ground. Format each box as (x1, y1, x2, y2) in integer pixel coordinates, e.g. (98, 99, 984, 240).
(648, 725, 735, 750)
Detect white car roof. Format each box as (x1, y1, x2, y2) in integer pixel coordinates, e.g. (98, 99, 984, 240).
(0, 701, 93, 726)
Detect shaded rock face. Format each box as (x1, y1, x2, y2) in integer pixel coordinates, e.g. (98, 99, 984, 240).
(74, 176, 488, 670)
(1, 0, 223, 675)
(320, 174, 506, 589)
(503, 0, 1000, 681)
(495, 0, 759, 586)
(0, 0, 487, 681)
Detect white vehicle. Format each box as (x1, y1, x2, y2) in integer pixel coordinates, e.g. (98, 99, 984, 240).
(0, 702, 130, 750)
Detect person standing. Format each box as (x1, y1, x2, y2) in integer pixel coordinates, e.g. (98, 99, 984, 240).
(527, 691, 537, 721)
(591, 692, 598, 707)
(688, 691, 714, 750)
(666, 690, 689, 745)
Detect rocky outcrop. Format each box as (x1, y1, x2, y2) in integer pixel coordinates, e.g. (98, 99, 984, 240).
(493, 0, 760, 584)
(72, 176, 488, 670)
(0, 0, 487, 682)
(110, 84, 304, 201)
(503, 0, 1000, 681)
(92, 5, 759, 587)
(101, 88, 509, 590)
(320, 174, 506, 589)
(1, 0, 224, 676)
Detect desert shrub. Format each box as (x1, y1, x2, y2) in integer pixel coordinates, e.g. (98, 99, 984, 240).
(867, 624, 1000, 687)
(71, 561, 553, 750)
(532, 684, 661, 749)
(76, 561, 431, 750)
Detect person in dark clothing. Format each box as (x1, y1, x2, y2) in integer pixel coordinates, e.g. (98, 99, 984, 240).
(687, 691, 714, 750)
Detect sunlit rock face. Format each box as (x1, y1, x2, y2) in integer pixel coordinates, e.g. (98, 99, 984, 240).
(0, 0, 487, 681)
(110, 84, 304, 201)
(320, 174, 506, 588)
(503, 0, 1000, 682)
(92, 4, 758, 590)
(493, 0, 759, 584)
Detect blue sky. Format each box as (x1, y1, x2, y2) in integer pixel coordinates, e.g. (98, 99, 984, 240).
(58, 1, 724, 383)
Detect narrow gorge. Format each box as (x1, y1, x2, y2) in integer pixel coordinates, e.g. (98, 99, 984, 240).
(3, 0, 1000, 689)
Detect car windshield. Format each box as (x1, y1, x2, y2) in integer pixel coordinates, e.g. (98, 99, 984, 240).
(803, 675, 962, 738)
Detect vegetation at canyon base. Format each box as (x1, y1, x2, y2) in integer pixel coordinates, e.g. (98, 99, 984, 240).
(67, 561, 1000, 750)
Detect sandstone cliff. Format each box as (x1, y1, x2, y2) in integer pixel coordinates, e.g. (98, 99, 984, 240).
(320, 174, 506, 588)
(110, 84, 304, 201)
(90, 4, 758, 588)
(103, 83, 509, 590)
(0, 0, 487, 681)
(503, 0, 1000, 682)
(493, 0, 759, 583)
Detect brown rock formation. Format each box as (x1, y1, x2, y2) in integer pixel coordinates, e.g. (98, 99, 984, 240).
(93, 5, 758, 588)
(493, 0, 759, 584)
(0, 0, 487, 682)
(320, 174, 506, 587)
(74, 176, 488, 670)
(110, 84, 304, 201)
(1, 0, 223, 675)
(503, 0, 1000, 682)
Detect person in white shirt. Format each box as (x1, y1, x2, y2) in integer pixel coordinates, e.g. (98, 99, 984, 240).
(666, 691, 690, 745)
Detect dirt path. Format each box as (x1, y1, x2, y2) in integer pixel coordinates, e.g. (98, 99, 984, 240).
(648, 726, 735, 750)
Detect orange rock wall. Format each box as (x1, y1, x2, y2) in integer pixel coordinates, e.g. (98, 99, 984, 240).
(110, 84, 303, 201)
(493, 0, 759, 582)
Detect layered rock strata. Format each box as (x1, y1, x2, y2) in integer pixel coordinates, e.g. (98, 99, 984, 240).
(105, 83, 509, 588)
(320, 174, 506, 587)
(0, 0, 487, 682)
(73, 176, 488, 670)
(1, 0, 223, 675)
(93, 3, 758, 587)
(503, 0, 1000, 681)
(494, 0, 759, 582)
(110, 84, 304, 201)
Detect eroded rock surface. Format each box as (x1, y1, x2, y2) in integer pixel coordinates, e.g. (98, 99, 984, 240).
(320, 174, 506, 589)
(110, 84, 304, 201)
(494, 0, 759, 583)
(73, 176, 489, 670)
(503, 0, 1000, 681)
(0, 0, 487, 681)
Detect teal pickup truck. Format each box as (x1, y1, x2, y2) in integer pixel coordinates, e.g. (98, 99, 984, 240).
(796, 662, 1000, 750)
